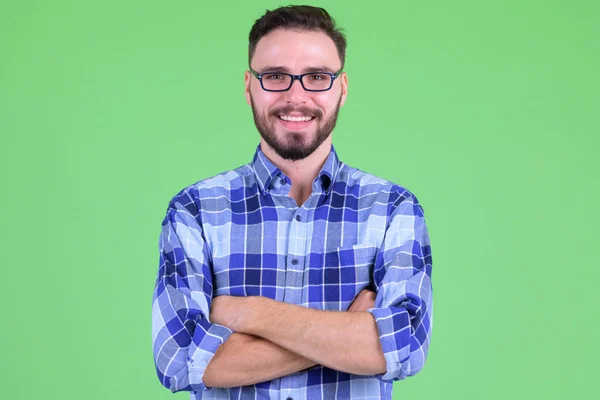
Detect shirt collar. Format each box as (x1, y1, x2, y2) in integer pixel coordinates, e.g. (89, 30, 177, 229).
(251, 143, 341, 195)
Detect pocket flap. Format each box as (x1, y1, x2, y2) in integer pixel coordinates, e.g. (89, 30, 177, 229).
(336, 244, 378, 264)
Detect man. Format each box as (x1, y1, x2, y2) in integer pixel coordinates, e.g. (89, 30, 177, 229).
(152, 5, 433, 400)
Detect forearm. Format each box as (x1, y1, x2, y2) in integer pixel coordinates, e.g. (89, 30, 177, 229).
(241, 298, 386, 376)
(202, 332, 317, 388)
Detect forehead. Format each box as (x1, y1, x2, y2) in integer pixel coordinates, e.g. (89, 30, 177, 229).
(252, 28, 341, 71)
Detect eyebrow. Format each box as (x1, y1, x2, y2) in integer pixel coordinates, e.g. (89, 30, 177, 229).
(258, 65, 338, 74)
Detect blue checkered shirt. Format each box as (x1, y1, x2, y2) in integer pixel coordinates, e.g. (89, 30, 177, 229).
(152, 144, 433, 399)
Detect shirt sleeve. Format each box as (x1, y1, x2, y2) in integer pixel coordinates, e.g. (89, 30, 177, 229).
(366, 193, 433, 381)
(152, 195, 233, 392)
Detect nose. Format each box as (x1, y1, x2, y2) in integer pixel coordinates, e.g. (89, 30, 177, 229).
(284, 77, 309, 104)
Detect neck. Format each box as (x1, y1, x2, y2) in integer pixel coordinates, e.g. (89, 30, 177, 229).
(260, 138, 331, 206)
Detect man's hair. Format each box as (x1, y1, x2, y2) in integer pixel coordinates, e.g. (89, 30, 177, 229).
(248, 5, 347, 67)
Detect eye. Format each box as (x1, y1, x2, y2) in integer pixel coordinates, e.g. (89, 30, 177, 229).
(264, 74, 285, 80)
(307, 74, 328, 81)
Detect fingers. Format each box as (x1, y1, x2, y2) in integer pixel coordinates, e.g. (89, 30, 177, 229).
(347, 289, 377, 312)
(359, 289, 376, 300)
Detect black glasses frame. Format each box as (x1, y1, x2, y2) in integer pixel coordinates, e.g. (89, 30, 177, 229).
(249, 67, 344, 92)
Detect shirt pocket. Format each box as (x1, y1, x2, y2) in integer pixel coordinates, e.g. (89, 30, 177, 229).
(335, 244, 378, 288)
(307, 244, 378, 310)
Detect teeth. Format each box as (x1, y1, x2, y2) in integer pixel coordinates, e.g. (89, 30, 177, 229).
(279, 115, 313, 122)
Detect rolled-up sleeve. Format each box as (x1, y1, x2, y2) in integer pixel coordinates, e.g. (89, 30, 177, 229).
(152, 195, 232, 392)
(367, 193, 433, 381)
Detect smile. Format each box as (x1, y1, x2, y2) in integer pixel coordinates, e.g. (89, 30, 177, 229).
(278, 115, 315, 122)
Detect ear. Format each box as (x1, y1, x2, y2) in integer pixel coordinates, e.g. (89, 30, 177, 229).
(244, 70, 252, 106)
(339, 72, 348, 107)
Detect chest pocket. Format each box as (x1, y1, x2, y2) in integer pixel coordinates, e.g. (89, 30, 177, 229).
(306, 244, 378, 309)
(334, 244, 378, 287)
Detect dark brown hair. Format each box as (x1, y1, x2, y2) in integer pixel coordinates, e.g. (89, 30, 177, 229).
(248, 5, 347, 67)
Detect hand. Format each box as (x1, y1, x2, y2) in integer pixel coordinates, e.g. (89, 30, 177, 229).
(347, 289, 376, 312)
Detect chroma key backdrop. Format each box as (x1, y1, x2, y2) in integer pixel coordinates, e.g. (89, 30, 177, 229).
(1, 1, 598, 399)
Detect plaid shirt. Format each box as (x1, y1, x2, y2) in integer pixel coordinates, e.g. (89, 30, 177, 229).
(152, 144, 433, 400)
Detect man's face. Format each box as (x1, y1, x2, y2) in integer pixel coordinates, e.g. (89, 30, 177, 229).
(245, 28, 348, 161)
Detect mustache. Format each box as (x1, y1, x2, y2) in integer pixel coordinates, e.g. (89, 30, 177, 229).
(270, 105, 323, 119)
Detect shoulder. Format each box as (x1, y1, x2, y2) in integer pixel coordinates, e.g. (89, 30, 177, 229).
(337, 162, 422, 210)
(166, 163, 254, 214)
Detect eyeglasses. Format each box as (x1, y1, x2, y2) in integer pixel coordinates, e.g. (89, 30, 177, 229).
(249, 67, 343, 92)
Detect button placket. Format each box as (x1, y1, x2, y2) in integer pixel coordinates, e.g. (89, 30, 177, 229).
(283, 205, 308, 305)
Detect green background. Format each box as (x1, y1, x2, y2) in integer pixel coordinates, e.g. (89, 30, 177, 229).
(1, 0, 598, 399)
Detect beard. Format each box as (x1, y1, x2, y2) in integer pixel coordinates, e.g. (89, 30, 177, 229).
(250, 94, 342, 161)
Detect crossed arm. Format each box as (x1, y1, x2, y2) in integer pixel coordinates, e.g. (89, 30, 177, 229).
(153, 195, 433, 392)
(203, 290, 383, 388)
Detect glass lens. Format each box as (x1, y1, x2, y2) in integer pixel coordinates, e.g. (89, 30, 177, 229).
(262, 73, 292, 90)
(302, 73, 332, 90)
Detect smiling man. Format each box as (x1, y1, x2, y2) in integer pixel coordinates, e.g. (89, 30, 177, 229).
(152, 5, 433, 400)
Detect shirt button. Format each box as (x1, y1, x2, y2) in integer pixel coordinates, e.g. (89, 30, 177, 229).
(291, 258, 298, 265)
(280, 178, 286, 185)
(287, 397, 293, 400)
(295, 215, 301, 222)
